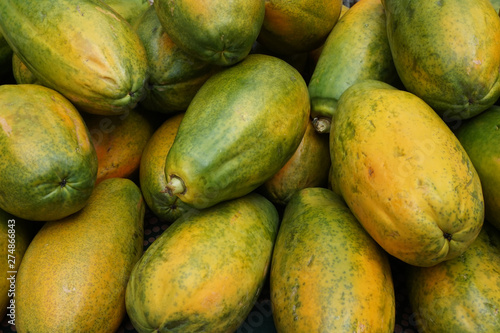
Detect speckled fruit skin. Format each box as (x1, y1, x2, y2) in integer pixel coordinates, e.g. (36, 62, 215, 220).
(308, 0, 396, 132)
(0, 0, 148, 115)
(382, 0, 500, 120)
(134, 5, 219, 114)
(330, 80, 484, 267)
(0, 84, 98, 221)
(15, 178, 145, 333)
(454, 105, 500, 231)
(101, 0, 151, 25)
(271, 187, 395, 332)
(154, 0, 265, 66)
(125, 193, 279, 333)
(164, 54, 310, 209)
(139, 113, 192, 222)
(407, 222, 500, 333)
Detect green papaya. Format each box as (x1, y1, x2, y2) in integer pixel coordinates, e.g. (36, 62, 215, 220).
(271, 188, 395, 332)
(0, 0, 148, 115)
(125, 193, 279, 333)
(454, 105, 500, 231)
(164, 54, 310, 209)
(407, 222, 500, 332)
(154, 0, 265, 66)
(382, 0, 500, 120)
(0, 84, 98, 221)
(330, 80, 484, 267)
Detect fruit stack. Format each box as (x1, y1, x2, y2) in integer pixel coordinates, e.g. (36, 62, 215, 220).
(0, 0, 499, 332)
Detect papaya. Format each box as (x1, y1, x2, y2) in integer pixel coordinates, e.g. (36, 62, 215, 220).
(0, 84, 98, 221)
(0, 0, 148, 115)
(134, 5, 220, 114)
(164, 54, 310, 209)
(407, 222, 500, 332)
(382, 0, 500, 120)
(260, 120, 331, 206)
(139, 113, 192, 222)
(154, 0, 265, 66)
(330, 80, 484, 267)
(454, 105, 500, 231)
(101, 0, 151, 25)
(0, 208, 38, 321)
(11, 53, 40, 85)
(125, 193, 279, 333)
(16, 178, 145, 333)
(257, 0, 343, 55)
(308, 0, 396, 133)
(83, 108, 155, 185)
(271, 188, 395, 332)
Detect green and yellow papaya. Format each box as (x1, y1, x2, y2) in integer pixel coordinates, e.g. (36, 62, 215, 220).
(139, 113, 192, 222)
(0, 84, 98, 221)
(271, 187, 395, 332)
(0, 0, 148, 115)
(16, 178, 145, 333)
(308, 0, 396, 133)
(407, 222, 500, 332)
(382, 0, 500, 120)
(330, 80, 484, 267)
(101, 0, 151, 25)
(154, 0, 265, 66)
(134, 5, 219, 114)
(454, 105, 500, 231)
(164, 54, 310, 209)
(125, 193, 279, 333)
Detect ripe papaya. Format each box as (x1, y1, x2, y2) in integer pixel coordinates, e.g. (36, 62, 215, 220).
(101, 0, 151, 25)
(125, 193, 279, 333)
(139, 113, 192, 222)
(407, 222, 500, 332)
(134, 5, 219, 113)
(258, 0, 343, 55)
(154, 0, 265, 66)
(330, 80, 484, 267)
(382, 0, 500, 120)
(308, 0, 396, 133)
(83, 108, 154, 185)
(454, 105, 500, 231)
(164, 54, 310, 209)
(0, 84, 97, 221)
(271, 187, 395, 332)
(16, 178, 145, 333)
(0, 0, 148, 115)
(260, 120, 330, 206)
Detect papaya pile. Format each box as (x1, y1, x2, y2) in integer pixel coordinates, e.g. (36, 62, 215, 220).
(0, 0, 500, 332)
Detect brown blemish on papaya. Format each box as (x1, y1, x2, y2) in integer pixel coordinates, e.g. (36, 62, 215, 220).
(368, 166, 374, 177)
(443, 232, 452, 241)
(95, 6, 120, 21)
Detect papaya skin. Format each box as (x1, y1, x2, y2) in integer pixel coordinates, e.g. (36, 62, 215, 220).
(125, 193, 279, 333)
(330, 80, 484, 267)
(407, 222, 500, 332)
(0, 0, 148, 115)
(382, 0, 500, 120)
(271, 188, 395, 333)
(454, 105, 500, 231)
(0, 84, 98, 221)
(164, 54, 310, 209)
(16, 178, 145, 333)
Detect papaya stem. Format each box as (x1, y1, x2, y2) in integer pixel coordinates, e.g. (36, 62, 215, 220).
(312, 117, 331, 134)
(166, 176, 186, 196)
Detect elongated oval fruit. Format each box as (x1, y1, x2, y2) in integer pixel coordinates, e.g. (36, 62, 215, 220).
(454, 105, 500, 231)
(271, 187, 395, 332)
(16, 178, 145, 333)
(0, 0, 148, 115)
(164, 54, 310, 209)
(308, 0, 396, 133)
(154, 0, 265, 66)
(0, 84, 97, 221)
(330, 80, 484, 267)
(125, 193, 279, 333)
(382, 0, 500, 120)
(407, 222, 500, 332)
